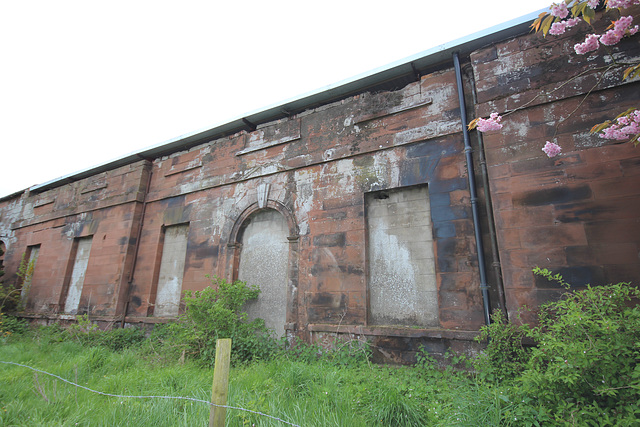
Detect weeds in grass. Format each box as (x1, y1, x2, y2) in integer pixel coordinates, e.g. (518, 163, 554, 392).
(1, 273, 638, 425)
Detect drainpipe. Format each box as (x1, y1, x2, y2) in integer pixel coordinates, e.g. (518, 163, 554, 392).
(467, 70, 508, 319)
(453, 52, 491, 326)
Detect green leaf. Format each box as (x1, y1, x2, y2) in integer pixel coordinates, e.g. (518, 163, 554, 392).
(623, 64, 640, 80)
(572, 2, 586, 18)
(541, 14, 556, 37)
(583, 6, 595, 24)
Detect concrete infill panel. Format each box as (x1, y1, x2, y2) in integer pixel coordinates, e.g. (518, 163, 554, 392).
(65, 237, 93, 314)
(155, 224, 189, 317)
(238, 209, 289, 337)
(367, 185, 438, 327)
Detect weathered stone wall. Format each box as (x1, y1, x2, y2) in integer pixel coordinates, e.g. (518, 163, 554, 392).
(123, 69, 485, 348)
(1, 7, 639, 362)
(0, 161, 149, 317)
(472, 7, 640, 323)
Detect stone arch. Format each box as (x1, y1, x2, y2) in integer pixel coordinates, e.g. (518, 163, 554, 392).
(226, 200, 299, 338)
(228, 200, 299, 245)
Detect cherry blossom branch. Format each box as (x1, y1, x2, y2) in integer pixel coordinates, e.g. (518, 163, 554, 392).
(470, 0, 640, 158)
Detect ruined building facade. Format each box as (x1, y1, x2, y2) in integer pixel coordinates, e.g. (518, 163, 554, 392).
(1, 9, 639, 362)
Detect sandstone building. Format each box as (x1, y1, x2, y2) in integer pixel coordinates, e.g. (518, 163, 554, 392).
(1, 8, 639, 362)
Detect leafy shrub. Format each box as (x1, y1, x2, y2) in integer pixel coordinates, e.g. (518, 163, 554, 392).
(281, 336, 372, 367)
(473, 269, 640, 424)
(64, 314, 101, 346)
(163, 276, 280, 366)
(473, 309, 532, 382)
(15, 253, 35, 311)
(521, 278, 640, 423)
(62, 315, 145, 351)
(0, 284, 20, 313)
(99, 327, 146, 351)
(0, 312, 28, 341)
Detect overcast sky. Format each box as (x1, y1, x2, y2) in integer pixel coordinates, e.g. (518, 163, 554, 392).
(0, 1, 552, 198)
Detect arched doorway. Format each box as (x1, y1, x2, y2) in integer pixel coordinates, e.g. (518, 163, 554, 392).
(236, 208, 289, 337)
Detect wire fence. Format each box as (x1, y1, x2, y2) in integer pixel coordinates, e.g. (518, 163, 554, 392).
(0, 360, 301, 427)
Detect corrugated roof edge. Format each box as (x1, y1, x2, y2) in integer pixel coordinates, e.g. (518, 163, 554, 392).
(18, 8, 544, 198)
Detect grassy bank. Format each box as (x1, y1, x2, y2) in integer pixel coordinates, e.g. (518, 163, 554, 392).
(2, 277, 639, 425)
(0, 327, 521, 427)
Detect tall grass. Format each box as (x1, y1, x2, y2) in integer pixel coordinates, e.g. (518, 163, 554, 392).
(2, 326, 517, 427)
(1, 329, 540, 426)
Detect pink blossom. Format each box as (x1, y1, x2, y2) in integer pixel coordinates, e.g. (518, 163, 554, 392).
(574, 34, 599, 54)
(616, 15, 634, 29)
(549, 21, 568, 35)
(600, 125, 628, 140)
(566, 17, 582, 27)
(550, 17, 582, 36)
(542, 141, 562, 158)
(600, 110, 640, 141)
(476, 112, 503, 132)
(551, 3, 569, 18)
(587, 0, 600, 8)
(600, 29, 624, 45)
(601, 16, 636, 45)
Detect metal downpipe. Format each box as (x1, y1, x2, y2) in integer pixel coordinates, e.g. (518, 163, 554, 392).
(467, 71, 508, 319)
(452, 51, 492, 326)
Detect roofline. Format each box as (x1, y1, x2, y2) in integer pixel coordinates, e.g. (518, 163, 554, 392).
(23, 8, 544, 196)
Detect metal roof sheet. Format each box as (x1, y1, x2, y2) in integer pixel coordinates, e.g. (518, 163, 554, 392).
(24, 9, 543, 195)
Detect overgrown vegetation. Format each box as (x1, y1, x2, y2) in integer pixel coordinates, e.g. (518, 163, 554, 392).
(15, 253, 35, 311)
(148, 276, 281, 366)
(474, 269, 640, 425)
(1, 272, 638, 425)
(0, 247, 28, 342)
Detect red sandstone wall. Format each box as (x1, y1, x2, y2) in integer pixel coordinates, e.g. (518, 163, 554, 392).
(471, 7, 640, 322)
(1, 9, 636, 356)
(0, 162, 149, 317)
(125, 71, 486, 335)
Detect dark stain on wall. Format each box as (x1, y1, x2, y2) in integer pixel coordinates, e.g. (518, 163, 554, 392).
(433, 221, 456, 238)
(191, 239, 218, 261)
(554, 202, 610, 223)
(534, 265, 606, 288)
(313, 233, 346, 247)
(514, 185, 592, 207)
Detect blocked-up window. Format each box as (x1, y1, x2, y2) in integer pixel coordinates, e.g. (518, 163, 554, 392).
(20, 244, 40, 304)
(366, 185, 438, 327)
(65, 237, 92, 314)
(155, 224, 189, 317)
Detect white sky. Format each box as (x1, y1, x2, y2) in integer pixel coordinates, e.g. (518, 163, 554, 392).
(0, 0, 552, 198)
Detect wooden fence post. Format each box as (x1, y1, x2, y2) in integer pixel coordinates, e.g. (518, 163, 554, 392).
(209, 338, 231, 427)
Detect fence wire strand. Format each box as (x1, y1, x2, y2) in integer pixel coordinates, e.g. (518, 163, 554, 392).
(0, 360, 300, 427)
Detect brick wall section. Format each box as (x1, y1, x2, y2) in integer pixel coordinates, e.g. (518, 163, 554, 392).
(2, 8, 638, 360)
(124, 70, 486, 335)
(0, 161, 149, 316)
(471, 7, 640, 322)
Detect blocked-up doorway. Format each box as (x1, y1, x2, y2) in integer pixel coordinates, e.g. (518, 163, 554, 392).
(366, 185, 438, 327)
(155, 224, 189, 317)
(20, 244, 40, 306)
(237, 209, 289, 337)
(64, 237, 92, 314)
